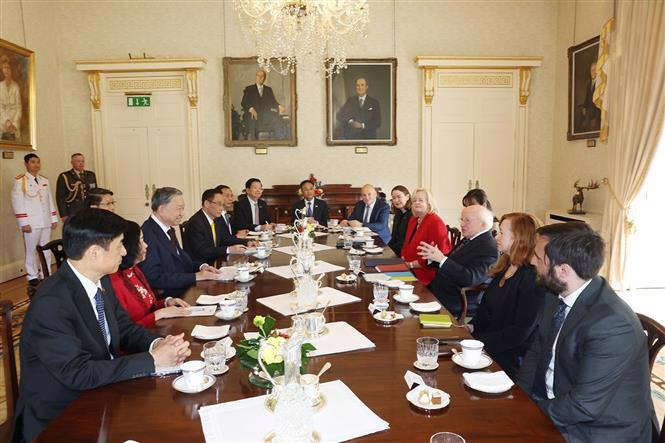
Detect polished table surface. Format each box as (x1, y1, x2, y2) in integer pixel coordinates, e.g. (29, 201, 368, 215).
(38, 232, 562, 442)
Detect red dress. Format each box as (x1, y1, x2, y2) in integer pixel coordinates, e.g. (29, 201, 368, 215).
(109, 265, 165, 328)
(400, 213, 451, 285)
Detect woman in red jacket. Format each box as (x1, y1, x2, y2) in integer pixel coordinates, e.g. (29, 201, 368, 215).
(110, 221, 189, 327)
(401, 188, 451, 285)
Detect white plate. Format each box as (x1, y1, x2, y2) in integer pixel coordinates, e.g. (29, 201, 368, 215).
(235, 274, 256, 283)
(347, 248, 366, 255)
(413, 360, 439, 371)
(394, 294, 420, 304)
(463, 376, 513, 394)
(373, 311, 402, 324)
(253, 253, 271, 259)
(409, 301, 442, 313)
(452, 353, 493, 370)
(336, 273, 357, 283)
(191, 325, 230, 340)
(247, 232, 262, 236)
(206, 365, 230, 376)
(196, 294, 227, 305)
(172, 374, 216, 394)
(406, 387, 450, 411)
(363, 247, 384, 254)
(200, 346, 237, 361)
(214, 309, 244, 321)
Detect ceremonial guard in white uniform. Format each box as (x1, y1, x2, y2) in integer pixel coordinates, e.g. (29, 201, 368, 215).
(11, 153, 58, 285)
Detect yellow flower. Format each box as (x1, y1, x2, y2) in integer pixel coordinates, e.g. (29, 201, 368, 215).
(262, 344, 284, 365)
(253, 316, 265, 328)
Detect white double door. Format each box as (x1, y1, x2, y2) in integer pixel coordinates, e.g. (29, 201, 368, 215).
(102, 88, 192, 224)
(431, 72, 519, 225)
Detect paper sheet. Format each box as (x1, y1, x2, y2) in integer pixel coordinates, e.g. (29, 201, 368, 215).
(256, 286, 360, 316)
(264, 261, 345, 279)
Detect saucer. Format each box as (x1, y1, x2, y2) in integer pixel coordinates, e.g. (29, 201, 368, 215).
(200, 346, 237, 360)
(463, 375, 513, 394)
(347, 248, 366, 255)
(409, 301, 442, 313)
(406, 387, 450, 411)
(205, 365, 230, 376)
(171, 374, 216, 394)
(413, 360, 439, 371)
(336, 273, 357, 283)
(373, 311, 401, 324)
(394, 294, 420, 304)
(235, 274, 256, 283)
(363, 247, 384, 254)
(215, 310, 243, 321)
(253, 253, 271, 259)
(452, 353, 493, 370)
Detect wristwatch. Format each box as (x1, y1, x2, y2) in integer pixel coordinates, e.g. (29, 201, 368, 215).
(408, 261, 415, 269)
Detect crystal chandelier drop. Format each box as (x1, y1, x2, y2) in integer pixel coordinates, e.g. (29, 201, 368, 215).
(233, 0, 369, 76)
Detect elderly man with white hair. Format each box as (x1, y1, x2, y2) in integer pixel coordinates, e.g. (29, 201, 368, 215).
(418, 204, 499, 318)
(339, 184, 391, 244)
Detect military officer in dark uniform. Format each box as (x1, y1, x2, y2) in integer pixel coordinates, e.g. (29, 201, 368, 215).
(56, 153, 97, 221)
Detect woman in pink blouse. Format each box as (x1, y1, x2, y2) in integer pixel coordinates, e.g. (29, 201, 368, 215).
(110, 221, 189, 327)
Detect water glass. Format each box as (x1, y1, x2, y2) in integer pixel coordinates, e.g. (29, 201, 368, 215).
(231, 289, 248, 312)
(430, 432, 466, 443)
(343, 235, 353, 249)
(203, 341, 227, 373)
(373, 283, 389, 310)
(347, 254, 361, 273)
(416, 337, 439, 368)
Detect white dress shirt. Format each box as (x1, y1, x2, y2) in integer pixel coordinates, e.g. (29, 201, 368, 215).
(546, 279, 592, 399)
(248, 198, 262, 231)
(68, 260, 111, 346)
(362, 201, 374, 225)
(221, 210, 233, 235)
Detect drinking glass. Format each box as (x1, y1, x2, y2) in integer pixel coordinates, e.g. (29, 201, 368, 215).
(416, 337, 439, 368)
(343, 235, 353, 249)
(347, 254, 361, 273)
(430, 432, 466, 443)
(373, 283, 389, 310)
(230, 289, 248, 312)
(203, 341, 226, 373)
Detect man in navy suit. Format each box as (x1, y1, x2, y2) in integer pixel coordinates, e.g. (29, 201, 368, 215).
(417, 205, 498, 317)
(517, 222, 658, 442)
(241, 69, 287, 140)
(232, 178, 274, 232)
(140, 187, 220, 297)
(183, 188, 248, 266)
(336, 78, 381, 140)
(291, 179, 329, 226)
(340, 184, 391, 244)
(215, 184, 254, 245)
(13, 209, 190, 443)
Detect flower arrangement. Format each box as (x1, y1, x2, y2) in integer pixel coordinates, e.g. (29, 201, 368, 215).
(297, 173, 324, 198)
(237, 315, 316, 379)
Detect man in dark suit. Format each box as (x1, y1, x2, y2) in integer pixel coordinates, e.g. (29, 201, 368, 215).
(232, 178, 273, 232)
(140, 187, 220, 297)
(336, 78, 381, 140)
(340, 184, 391, 244)
(13, 209, 190, 443)
(183, 188, 247, 266)
(291, 179, 329, 226)
(241, 69, 287, 140)
(517, 222, 658, 442)
(55, 153, 98, 221)
(418, 205, 499, 317)
(215, 184, 255, 244)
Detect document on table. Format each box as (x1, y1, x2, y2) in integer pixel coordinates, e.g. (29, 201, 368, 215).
(256, 286, 361, 316)
(199, 379, 389, 443)
(273, 243, 336, 255)
(264, 261, 345, 279)
(186, 305, 217, 317)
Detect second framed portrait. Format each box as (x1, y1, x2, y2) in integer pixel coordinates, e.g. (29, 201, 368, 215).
(567, 36, 600, 140)
(223, 57, 297, 147)
(326, 58, 397, 145)
(0, 39, 35, 151)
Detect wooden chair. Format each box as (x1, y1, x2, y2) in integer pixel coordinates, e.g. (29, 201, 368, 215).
(0, 300, 18, 441)
(636, 314, 665, 442)
(36, 239, 67, 279)
(456, 290, 468, 324)
(447, 225, 462, 250)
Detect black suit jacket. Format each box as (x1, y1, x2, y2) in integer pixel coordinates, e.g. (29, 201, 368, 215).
(218, 212, 249, 246)
(232, 197, 272, 231)
(428, 230, 498, 317)
(183, 209, 233, 264)
(291, 198, 329, 226)
(388, 208, 412, 255)
(140, 216, 201, 296)
(517, 277, 658, 442)
(336, 95, 381, 139)
(241, 84, 279, 116)
(13, 261, 158, 442)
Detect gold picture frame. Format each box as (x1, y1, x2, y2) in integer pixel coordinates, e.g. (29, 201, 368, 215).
(0, 38, 35, 151)
(223, 57, 297, 147)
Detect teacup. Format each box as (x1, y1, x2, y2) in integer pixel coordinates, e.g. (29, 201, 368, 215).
(236, 263, 250, 281)
(327, 219, 339, 228)
(259, 231, 271, 241)
(219, 299, 237, 319)
(256, 245, 268, 258)
(300, 373, 321, 406)
(276, 223, 287, 232)
(181, 360, 206, 387)
(304, 312, 326, 338)
(364, 238, 375, 248)
(460, 339, 484, 365)
(398, 284, 415, 299)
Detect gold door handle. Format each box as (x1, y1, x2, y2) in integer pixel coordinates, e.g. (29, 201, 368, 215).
(475, 180, 479, 188)
(468, 179, 472, 190)
(145, 184, 150, 200)
(152, 184, 157, 195)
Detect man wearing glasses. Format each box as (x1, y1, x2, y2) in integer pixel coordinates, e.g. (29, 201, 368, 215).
(85, 188, 116, 211)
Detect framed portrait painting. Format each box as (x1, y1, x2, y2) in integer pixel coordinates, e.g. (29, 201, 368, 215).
(223, 57, 297, 147)
(567, 36, 600, 140)
(0, 39, 35, 151)
(326, 58, 397, 146)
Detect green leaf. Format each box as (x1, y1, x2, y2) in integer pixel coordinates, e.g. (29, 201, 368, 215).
(262, 316, 276, 336)
(247, 349, 258, 360)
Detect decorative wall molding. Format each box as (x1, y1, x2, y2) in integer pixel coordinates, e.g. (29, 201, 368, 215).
(107, 77, 183, 91)
(437, 72, 513, 88)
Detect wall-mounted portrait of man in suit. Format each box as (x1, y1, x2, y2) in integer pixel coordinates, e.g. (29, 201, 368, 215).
(326, 58, 397, 146)
(567, 36, 600, 140)
(223, 57, 297, 147)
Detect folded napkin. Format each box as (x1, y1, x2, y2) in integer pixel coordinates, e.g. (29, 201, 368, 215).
(186, 305, 217, 317)
(409, 301, 442, 313)
(362, 273, 391, 283)
(462, 371, 514, 393)
(191, 325, 230, 340)
(196, 293, 231, 305)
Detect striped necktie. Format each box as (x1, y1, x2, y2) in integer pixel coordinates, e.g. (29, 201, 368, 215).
(533, 299, 568, 399)
(94, 288, 110, 346)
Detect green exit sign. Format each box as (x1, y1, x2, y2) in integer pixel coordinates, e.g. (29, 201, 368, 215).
(127, 96, 151, 107)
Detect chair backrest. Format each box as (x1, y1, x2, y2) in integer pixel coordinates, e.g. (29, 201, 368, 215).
(637, 313, 665, 370)
(447, 225, 462, 250)
(36, 239, 67, 278)
(0, 300, 18, 440)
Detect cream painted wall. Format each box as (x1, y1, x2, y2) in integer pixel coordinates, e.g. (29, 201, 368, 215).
(549, 0, 613, 214)
(1, 0, 561, 281)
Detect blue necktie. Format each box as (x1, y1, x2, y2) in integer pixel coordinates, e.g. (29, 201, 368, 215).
(94, 288, 110, 346)
(533, 299, 567, 399)
(306, 201, 313, 217)
(363, 205, 371, 224)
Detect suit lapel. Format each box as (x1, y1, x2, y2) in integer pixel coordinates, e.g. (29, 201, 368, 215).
(556, 277, 603, 346)
(101, 277, 120, 357)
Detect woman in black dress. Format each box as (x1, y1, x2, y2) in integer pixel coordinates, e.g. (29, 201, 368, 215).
(387, 185, 412, 255)
(467, 212, 544, 378)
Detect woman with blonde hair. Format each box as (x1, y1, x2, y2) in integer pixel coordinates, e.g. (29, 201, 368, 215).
(400, 188, 451, 285)
(467, 212, 545, 378)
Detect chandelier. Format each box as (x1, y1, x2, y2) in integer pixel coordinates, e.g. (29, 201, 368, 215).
(233, 0, 369, 76)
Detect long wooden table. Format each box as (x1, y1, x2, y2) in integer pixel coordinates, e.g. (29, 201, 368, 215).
(37, 233, 562, 442)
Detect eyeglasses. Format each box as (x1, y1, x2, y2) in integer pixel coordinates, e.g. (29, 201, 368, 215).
(99, 201, 117, 207)
(206, 200, 224, 207)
